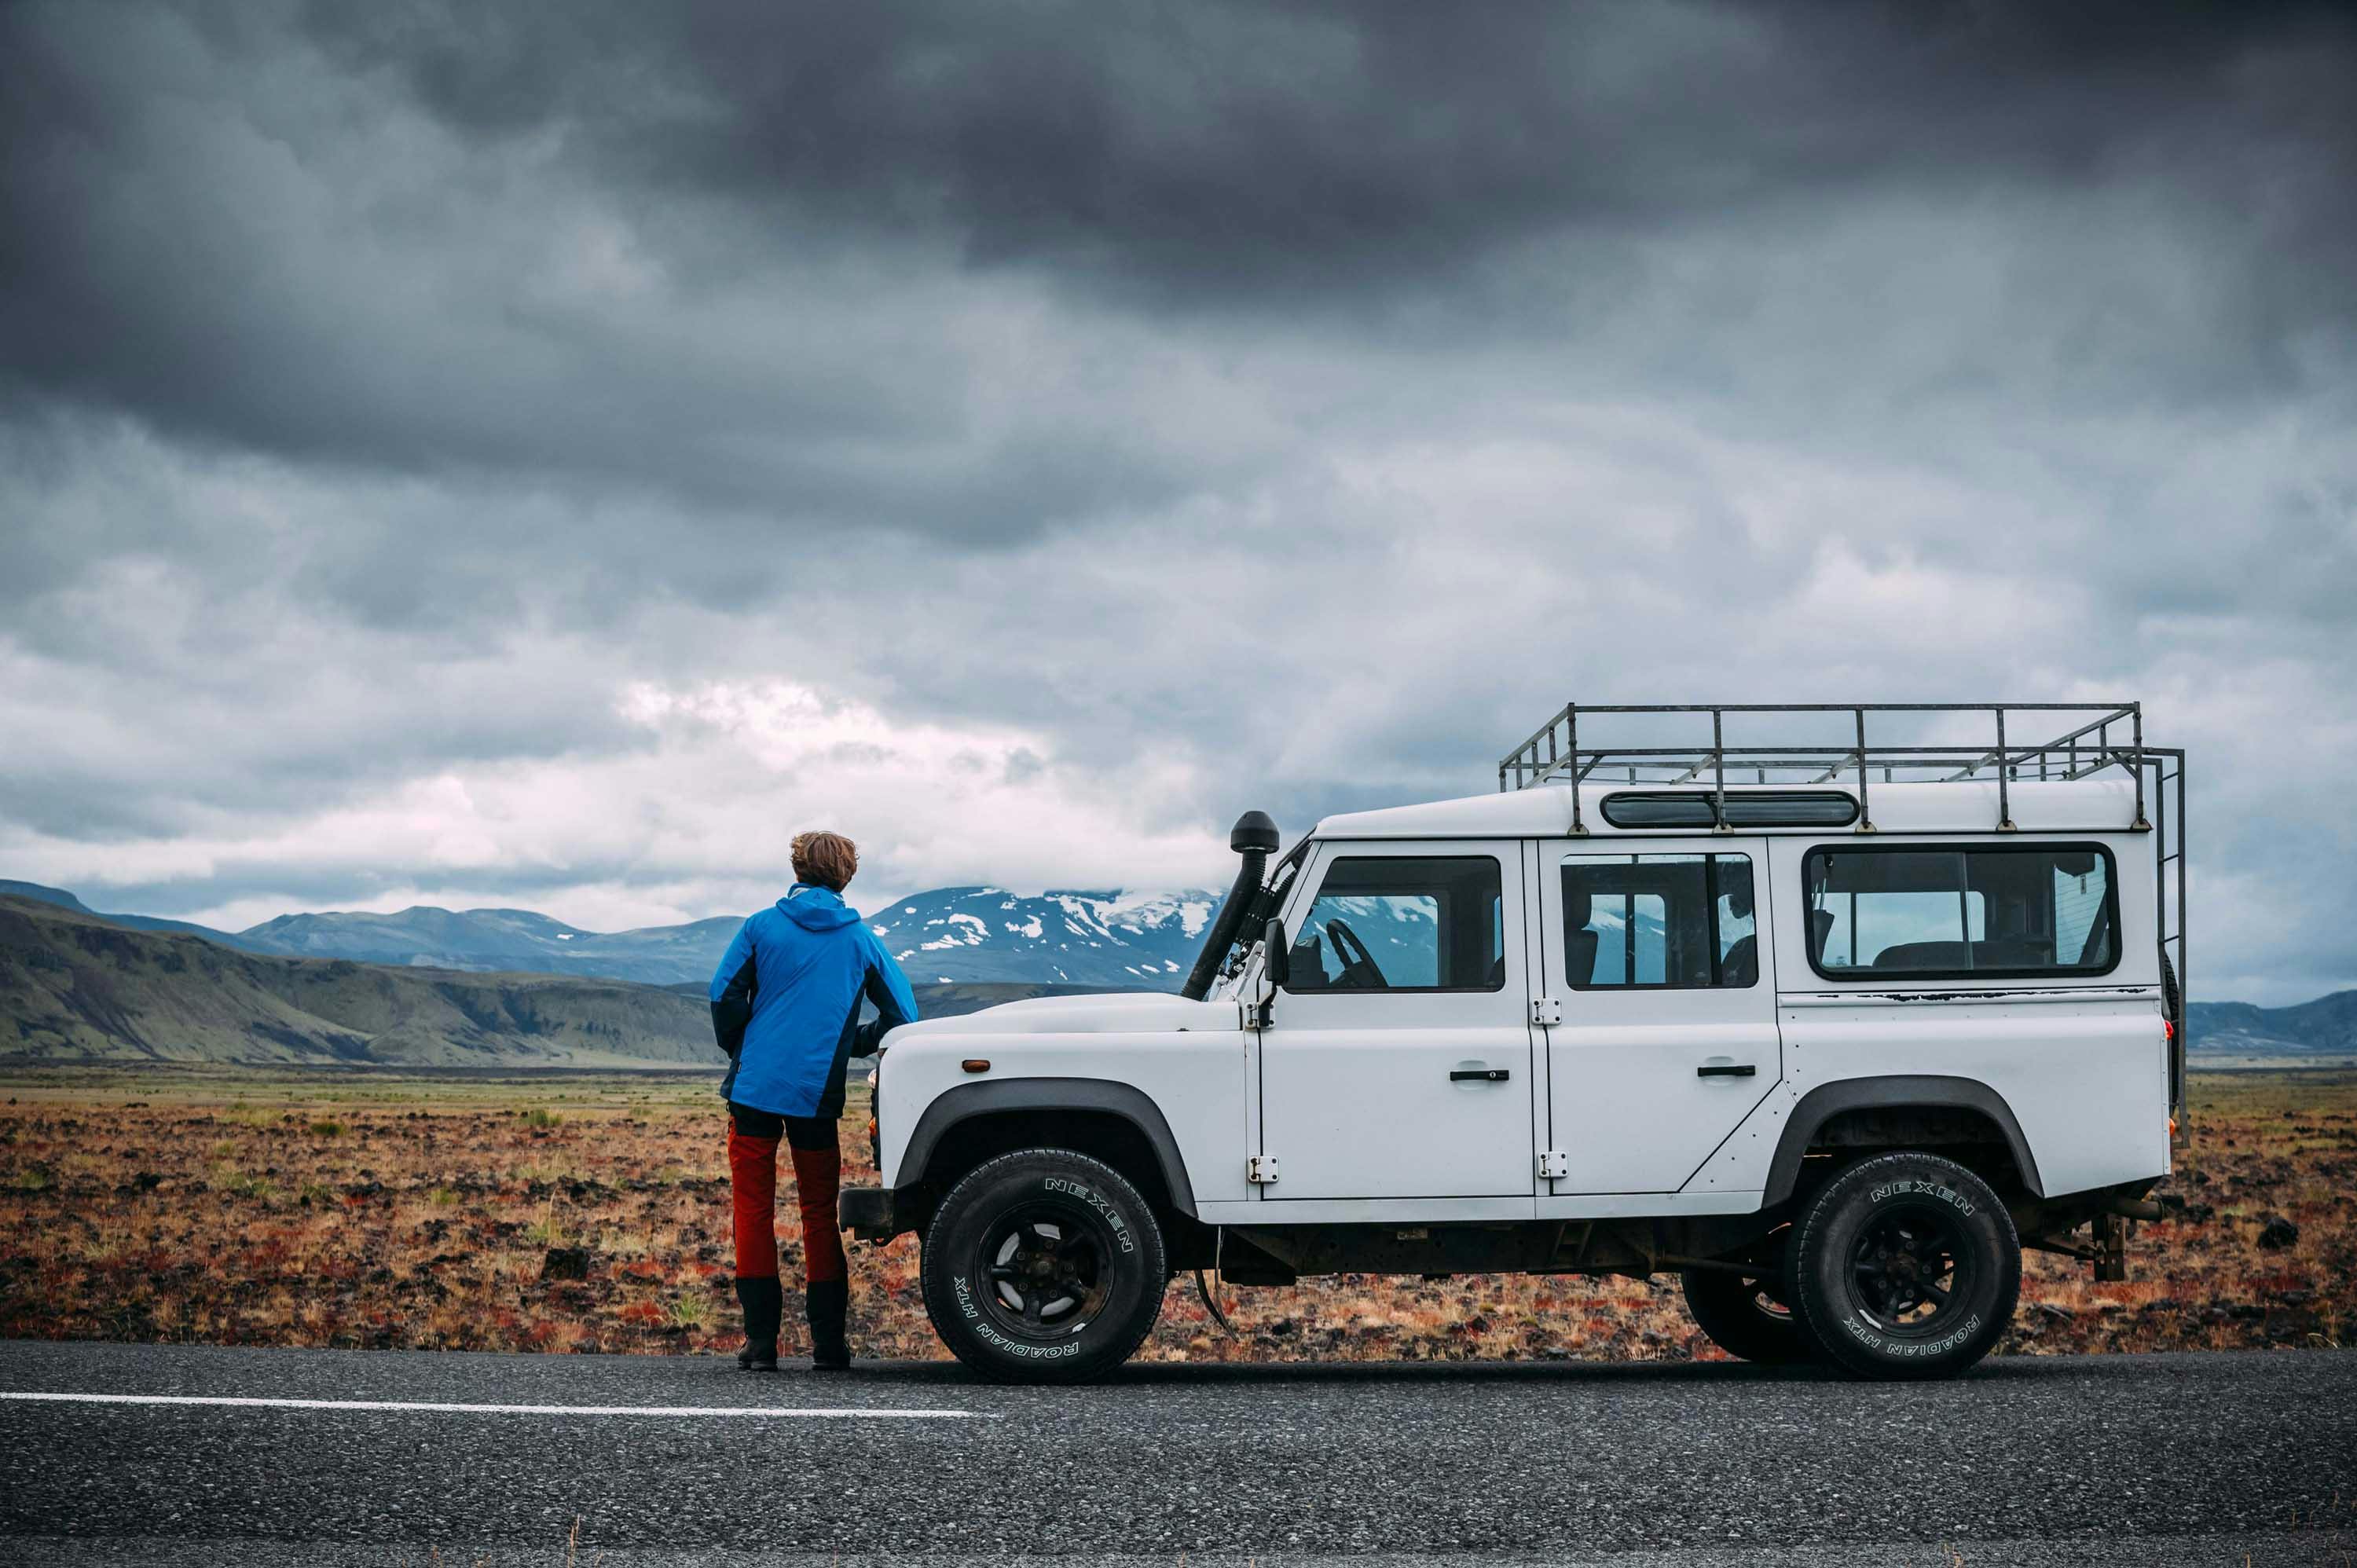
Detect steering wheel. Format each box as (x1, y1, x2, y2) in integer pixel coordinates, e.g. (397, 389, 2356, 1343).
(1321, 918, 1389, 989)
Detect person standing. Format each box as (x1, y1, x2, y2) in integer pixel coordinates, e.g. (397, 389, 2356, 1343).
(708, 831, 918, 1371)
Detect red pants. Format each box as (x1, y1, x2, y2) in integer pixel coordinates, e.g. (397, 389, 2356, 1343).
(727, 1103, 845, 1286)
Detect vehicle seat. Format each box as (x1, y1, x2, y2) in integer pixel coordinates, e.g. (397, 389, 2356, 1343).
(1288, 933, 1329, 989)
(1872, 940, 1970, 970)
(1564, 885, 1600, 985)
(1720, 934, 1758, 986)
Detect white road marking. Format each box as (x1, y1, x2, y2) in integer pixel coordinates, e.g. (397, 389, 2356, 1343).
(0, 1390, 981, 1419)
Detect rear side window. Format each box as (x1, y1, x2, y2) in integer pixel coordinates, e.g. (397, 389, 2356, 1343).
(1285, 855, 1503, 992)
(1563, 853, 1758, 989)
(1805, 844, 2117, 980)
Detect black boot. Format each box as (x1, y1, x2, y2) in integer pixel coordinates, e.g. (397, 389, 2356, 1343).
(735, 1277, 782, 1372)
(805, 1278, 850, 1371)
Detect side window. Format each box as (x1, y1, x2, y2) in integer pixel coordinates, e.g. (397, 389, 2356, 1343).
(1805, 845, 2116, 978)
(1563, 853, 1758, 990)
(1285, 855, 1503, 992)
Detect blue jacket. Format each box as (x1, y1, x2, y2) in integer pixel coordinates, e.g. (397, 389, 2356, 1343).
(709, 885, 920, 1119)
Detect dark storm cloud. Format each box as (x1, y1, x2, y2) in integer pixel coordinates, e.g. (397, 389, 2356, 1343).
(5, 0, 2354, 512)
(306, 2, 2357, 299)
(2, 1, 2355, 1001)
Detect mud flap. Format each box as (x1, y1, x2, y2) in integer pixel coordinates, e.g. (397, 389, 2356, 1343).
(839, 1185, 898, 1241)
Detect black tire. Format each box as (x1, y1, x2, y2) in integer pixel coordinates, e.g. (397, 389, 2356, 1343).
(1784, 1151, 2020, 1380)
(1681, 1264, 1805, 1365)
(919, 1149, 1167, 1383)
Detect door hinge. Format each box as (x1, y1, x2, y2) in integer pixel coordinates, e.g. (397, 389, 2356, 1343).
(1531, 997, 1563, 1027)
(1537, 1150, 1570, 1181)
(1248, 1154, 1280, 1186)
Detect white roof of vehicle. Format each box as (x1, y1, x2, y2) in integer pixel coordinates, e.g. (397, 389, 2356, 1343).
(1314, 778, 2146, 840)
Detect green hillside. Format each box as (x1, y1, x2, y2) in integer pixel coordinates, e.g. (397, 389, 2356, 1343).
(0, 896, 714, 1068)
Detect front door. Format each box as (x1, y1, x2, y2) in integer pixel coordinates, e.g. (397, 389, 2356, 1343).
(1538, 838, 1783, 1194)
(1257, 841, 1535, 1201)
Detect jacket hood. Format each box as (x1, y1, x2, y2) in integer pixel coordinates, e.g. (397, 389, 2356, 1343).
(777, 885, 861, 931)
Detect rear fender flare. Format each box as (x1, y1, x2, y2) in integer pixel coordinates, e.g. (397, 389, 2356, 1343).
(1763, 1075, 2044, 1205)
(896, 1077, 1197, 1217)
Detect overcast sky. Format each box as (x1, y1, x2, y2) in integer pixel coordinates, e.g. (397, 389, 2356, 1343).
(3, 2, 2353, 1002)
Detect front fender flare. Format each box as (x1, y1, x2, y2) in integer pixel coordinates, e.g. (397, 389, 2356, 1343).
(896, 1076, 1197, 1217)
(1762, 1075, 2044, 1206)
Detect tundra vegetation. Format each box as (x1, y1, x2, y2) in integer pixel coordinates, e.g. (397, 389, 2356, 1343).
(0, 1068, 2348, 1361)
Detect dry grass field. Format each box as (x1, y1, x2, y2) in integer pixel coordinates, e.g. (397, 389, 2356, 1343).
(2, 1066, 2349, 1364)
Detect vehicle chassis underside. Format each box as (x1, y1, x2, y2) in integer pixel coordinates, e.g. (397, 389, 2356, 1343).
(1178, 1179, 2157, 1287)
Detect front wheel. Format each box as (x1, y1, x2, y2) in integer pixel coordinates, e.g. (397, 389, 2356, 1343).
(1785, 1151, 2020, 1379)
(1681, 1265, 1805, 1365)
(919, 1149, 1167, 1383)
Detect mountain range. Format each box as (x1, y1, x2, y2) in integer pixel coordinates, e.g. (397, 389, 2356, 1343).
(0, 880, 1220, 991)
(0, 894, 1131, 1068)
(2184, 992, 2357, 1058)
(4, 878, 2353, 1061)
(0, 895, 714, 1067)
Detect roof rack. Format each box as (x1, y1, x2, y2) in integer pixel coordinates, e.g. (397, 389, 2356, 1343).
(1498, 702, 2187, 1108)
(1500, 702, 2162, 834)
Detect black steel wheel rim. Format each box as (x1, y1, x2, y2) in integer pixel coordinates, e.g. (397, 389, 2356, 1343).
(973, 1200, 1113, 1339)
(1846, 1202, 1974, 1336)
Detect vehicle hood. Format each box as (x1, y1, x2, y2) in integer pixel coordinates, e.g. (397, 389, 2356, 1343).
(884, 991, 1235, 1039)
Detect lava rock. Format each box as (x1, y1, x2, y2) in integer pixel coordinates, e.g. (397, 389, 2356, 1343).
(2256, 1215, 2300, 1250)
(540, 1247, 592, 1281)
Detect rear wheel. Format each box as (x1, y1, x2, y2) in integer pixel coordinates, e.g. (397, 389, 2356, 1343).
(1681, 1265, 1805, 1365)
(1785, 1151, 2020, 1379)
(919, 1148, 1166, 1383)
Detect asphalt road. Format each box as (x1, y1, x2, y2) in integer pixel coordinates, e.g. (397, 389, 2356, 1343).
(2, 1341, 2352, 1566)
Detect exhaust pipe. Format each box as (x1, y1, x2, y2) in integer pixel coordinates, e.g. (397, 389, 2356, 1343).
(1181, 810, 1279, 1000)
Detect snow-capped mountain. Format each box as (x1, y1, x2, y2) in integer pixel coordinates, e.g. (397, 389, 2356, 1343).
(867, 888, 1222, 988)
(1, 880, 1227, 991)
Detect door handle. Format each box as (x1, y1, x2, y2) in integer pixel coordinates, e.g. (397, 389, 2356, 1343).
(1450, 1068, 1510, 1082)
(1696, 1064, 1757, 1079)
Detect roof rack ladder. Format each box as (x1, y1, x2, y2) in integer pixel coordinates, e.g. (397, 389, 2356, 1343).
(1710, 709, 1729, 833)
(2130, 703, 2150, 832)
(1853, 707, 1875, 833)
(1995, 707, 2015, 832)
(1566, 705, 1587, 835)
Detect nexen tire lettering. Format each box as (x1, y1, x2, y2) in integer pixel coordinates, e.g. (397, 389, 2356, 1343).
(1868, 1178, 1976, 1217)
(1045, 1177, 1136, 1254)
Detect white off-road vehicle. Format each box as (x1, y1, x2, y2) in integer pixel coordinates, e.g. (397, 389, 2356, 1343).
(843, 702, 2187, 1382)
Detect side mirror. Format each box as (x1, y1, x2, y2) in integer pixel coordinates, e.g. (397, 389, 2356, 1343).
(1262, 917, 1289, 989)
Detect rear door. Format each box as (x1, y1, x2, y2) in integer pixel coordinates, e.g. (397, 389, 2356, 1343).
(1257, 841, 1535, 1201)
(1537, 839, 1783, 1193)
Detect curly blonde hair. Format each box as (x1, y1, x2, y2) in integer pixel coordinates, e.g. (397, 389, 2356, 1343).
(790, 830, 859, 892)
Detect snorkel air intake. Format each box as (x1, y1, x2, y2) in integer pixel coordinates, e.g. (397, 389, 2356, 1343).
(1180, 810, 1279, 1000)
